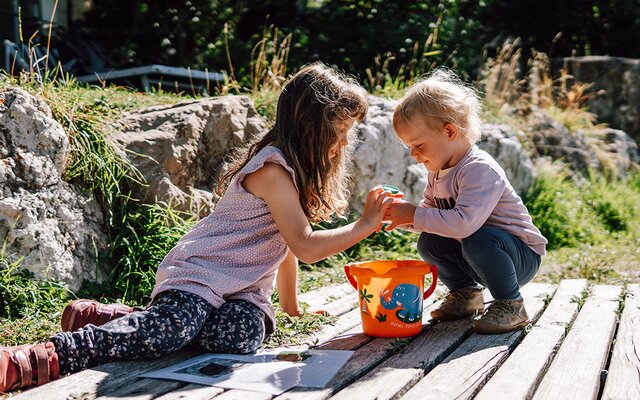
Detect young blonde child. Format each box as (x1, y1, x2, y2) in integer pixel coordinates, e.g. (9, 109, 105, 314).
(0, 63, 394, 392)
(385, 69, 547, 334)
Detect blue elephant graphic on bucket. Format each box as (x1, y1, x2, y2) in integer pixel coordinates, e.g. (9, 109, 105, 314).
(380, 283, 423, 323)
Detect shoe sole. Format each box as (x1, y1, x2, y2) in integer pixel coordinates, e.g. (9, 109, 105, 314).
(431, 308, 485, 321)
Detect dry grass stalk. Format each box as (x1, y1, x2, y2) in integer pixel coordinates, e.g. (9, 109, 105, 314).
(250, 26, 291, 93)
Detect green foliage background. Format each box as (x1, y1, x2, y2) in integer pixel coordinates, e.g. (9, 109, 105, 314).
(74, 0, 640, 82)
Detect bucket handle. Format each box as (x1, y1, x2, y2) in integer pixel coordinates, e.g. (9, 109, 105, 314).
(344, 265, 359, 290)
(423, 264, 438, 300)
(344, 263, 439, 300)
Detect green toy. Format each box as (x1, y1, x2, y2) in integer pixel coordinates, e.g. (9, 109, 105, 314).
(380, 184, 402, 195)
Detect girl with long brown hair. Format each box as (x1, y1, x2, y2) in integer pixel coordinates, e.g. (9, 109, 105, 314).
(1, 62, 393, 393)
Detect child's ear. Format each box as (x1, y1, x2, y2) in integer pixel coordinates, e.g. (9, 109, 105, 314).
(443, 122, 458, 140)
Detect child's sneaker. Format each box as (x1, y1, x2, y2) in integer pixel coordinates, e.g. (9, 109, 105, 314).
(61, 299, 137, 332)
(430, 287, 484, 321)
(0, 342, 59, 392)
(472, 298, 529, 334)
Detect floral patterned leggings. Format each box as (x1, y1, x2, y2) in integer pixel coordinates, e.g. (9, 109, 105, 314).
(49, 290, 266, 374)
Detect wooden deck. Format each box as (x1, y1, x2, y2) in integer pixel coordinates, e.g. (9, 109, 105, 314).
(11, 280, 640, 400)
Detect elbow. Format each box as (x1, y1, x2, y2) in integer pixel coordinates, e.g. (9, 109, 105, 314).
(458, 220, 485, 239)
(295, 251, 323, 265)
(290, 244, 322, 265)
(289, 231, 326, 264)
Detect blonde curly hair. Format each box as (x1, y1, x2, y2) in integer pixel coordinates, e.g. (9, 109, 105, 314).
(393, 68, 482, 144)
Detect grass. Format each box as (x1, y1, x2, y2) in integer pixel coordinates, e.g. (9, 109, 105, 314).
(528, 169, 640, 284)
(0, 246, 72, 345)
(262, 308, 335, 349)
(104, 202, 197, 305)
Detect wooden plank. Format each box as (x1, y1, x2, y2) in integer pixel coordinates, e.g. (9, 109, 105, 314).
(322, 296, 359, 318)
(329, 317, 473, 400)
(475, 279, 588, 400)
(274, 290, 451, 400)
(96, 378, 185, 400)
(532, 285, 621, 400)
(601, 284, 640, 400)
(298, 283, 353, 306)
(400, 283, 556, 400)
(276, 334, 418, 400)
(307, 308, 362, 346)
(329, 285, 538, 400)
(211, 390, 272, 400)
(84, 286, 361, 400)
(313, 330, 373, 351)
(11, 349, 201, 400)
(154, 383, 224, 400)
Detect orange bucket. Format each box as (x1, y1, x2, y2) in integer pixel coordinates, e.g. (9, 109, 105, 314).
(345, 260, 438, 337)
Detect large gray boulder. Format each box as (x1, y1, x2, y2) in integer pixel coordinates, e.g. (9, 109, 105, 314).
(110, 95, 267, 217)
(350, 97, 427, 208)
(0, 88, 107, 290)
(522, 106, 639, 178)
(526, 107, 601, 173)
(560, 56, 640, 144)
(477, 124, 535, 194)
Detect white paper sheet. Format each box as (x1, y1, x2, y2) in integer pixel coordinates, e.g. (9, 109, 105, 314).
(139, 349, 353, 395)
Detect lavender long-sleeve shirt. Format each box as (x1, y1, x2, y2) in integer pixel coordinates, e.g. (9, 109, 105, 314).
(413, 145, 547, 255)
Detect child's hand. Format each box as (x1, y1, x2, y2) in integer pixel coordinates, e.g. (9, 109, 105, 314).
(383, 200, 417, 230)
(359, 187, 394, 232)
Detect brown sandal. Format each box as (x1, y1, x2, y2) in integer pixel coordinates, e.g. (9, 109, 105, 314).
(0, 342, 59, 393)
(61, 299, 137, 332)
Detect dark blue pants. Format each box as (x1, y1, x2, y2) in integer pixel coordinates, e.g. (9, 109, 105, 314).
(417, 226, 541, 301)
(50, 290, 266, 374)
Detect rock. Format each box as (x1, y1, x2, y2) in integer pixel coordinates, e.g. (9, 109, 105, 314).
(515, 105, 639, 178)
(558, 56, 640, 144)
(0, 88, 107, 290)
(526, 107, 601, 172)
(582, 127, 640, 179)
(350, 97, 427, 210)
(477, 124, 535, 194)
(110, 95, 266, 216)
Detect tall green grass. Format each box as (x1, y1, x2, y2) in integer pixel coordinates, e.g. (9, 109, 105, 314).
(0, 247, 72, 345)
(107, 203, 196, 305)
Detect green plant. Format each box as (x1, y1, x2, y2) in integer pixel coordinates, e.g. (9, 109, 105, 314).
(570, 286, 591, 309)
(387, 338, 410, 355)
(584, 173, 638, 234)
(0, 255, 71, 320)
(262, 307, 335, 348)
(365, 17, 444, 98)
(0, 243, 72, 345)
(523, 170, 598, 249)
(109, 202, 196, 304)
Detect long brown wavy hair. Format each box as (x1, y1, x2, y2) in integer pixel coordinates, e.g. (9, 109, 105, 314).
(217, 62, 368, 222)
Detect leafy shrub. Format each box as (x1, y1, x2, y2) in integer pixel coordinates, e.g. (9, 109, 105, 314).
(523, 171, 598, 249)
(584, 173, 639, 234)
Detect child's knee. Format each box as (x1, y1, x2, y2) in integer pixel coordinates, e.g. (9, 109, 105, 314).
(461, 226, 500, 256)
(417, 232, 441, 259)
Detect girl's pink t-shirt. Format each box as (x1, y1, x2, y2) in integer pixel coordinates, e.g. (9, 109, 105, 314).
(151, 146, 298, 332)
